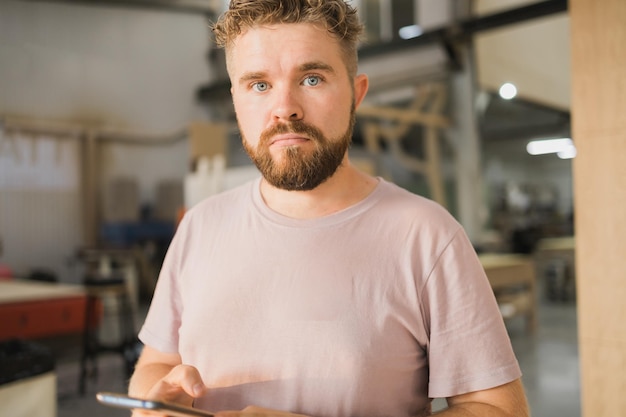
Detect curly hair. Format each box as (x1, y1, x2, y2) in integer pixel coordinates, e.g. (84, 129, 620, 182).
(212, 0, 363, 77)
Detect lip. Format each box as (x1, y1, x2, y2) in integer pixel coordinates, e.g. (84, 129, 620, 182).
(270, 133, 310, 146)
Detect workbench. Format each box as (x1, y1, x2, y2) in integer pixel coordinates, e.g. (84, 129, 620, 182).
(479, 253, 537, 333)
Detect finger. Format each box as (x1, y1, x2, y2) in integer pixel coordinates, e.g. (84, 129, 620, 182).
(131, 410, 165, 417)
(163, 364, 207, 398)
(215, 406, 309, 417)
(243, 406, 308, 417)
(147, 364, 207, 405)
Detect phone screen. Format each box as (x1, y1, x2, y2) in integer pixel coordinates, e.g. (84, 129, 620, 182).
(96, 391, 215, 417)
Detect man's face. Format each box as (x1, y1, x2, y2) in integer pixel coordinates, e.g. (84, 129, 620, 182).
(228, 23, 368, 191)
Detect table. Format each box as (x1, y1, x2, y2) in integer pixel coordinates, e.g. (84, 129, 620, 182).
(0, 280, 87, 416)
(0, 280, 87, 341)
(535, 236, 576, 266)
(534, 236, 576, 301)
(479, 253, 537, 333)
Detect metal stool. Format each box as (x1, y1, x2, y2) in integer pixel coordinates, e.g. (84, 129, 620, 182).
(78, 274, 138, 395)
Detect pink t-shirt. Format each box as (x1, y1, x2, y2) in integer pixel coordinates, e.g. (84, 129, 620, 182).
(139, 178, 521, 417)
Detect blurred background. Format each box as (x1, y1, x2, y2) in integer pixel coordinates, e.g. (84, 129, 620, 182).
(0, 0, 618, 416)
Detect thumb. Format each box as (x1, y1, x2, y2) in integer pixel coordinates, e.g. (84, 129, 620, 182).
(166, 364, 208, 398)
(147, 364, 207, 406)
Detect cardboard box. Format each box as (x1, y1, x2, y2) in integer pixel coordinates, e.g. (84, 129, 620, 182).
(154, 180, 184, 222)
(102, 177, 140, 223)
(188, 121, 228, 165)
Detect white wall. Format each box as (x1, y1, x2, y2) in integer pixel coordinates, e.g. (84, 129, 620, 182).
(0, 1, 210, 130)
(474, 0, 542, 16)
(0, 0, 215, 200)
(0, 0, 214, 278)
(0, 134, 83, 278)
(473, 0, 571, 110)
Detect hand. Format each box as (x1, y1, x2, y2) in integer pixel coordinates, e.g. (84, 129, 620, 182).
(131, 364, 207, 417)
(216, 406, 310, 417)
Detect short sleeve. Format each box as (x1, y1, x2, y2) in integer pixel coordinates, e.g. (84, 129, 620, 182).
(422, 229, 522, 397)
(137, 218, 188, 353)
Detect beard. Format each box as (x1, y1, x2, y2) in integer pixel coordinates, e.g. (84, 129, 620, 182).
(241, 108, 356, 191)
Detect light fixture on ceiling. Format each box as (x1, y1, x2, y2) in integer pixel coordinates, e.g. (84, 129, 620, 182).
(499, 82, 518, 100)
(526, 137, 576, 159)
(398, 24, 423, 40)
(556, 145, 577, 159)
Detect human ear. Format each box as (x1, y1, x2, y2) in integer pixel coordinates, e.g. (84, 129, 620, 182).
(353, 74, 369, 109)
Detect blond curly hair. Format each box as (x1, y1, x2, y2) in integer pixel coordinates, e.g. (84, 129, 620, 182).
(212, 0, 363, 77)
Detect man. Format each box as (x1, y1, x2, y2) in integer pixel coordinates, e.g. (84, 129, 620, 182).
(129, 1, 530, 416)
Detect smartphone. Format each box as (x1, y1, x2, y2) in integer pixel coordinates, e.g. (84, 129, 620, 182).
(96, 391, 215, 417)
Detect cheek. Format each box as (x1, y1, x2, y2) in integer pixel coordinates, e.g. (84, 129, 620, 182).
(234, 102, 265, 141)
(324, 100, 353, 134)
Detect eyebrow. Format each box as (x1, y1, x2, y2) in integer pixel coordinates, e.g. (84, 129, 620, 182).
(238, 71, 266, 85)
(237, 61, 336, 86)
(299, 61, 335, 74)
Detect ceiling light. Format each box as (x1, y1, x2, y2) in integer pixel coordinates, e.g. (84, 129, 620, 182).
(526, 138, 575, 156)
(499, 83, 517, 100)
(557, 145, 577, 159)
(398, 25, 423, 40)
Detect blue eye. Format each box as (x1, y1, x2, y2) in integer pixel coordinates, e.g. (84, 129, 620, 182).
(303, 76, 321, 87)
(252, 82, 269, 92)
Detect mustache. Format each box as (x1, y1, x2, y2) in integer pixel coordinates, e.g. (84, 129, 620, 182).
(260, 121, 326, 145)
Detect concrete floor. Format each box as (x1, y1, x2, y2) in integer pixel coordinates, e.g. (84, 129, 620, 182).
(56, 294, 581, 417)
(509, 301, 581, 417)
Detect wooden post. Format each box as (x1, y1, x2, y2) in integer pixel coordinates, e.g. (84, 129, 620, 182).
(570, 0, 626, 415)
(81, 130, 99, 247)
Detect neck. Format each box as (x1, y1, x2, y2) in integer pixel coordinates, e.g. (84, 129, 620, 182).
(259, 158, 378, 219)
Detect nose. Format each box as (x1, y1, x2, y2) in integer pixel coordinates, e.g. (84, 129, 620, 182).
(271, 85, 304, 122)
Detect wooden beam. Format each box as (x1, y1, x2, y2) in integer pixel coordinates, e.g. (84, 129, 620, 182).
(357, 105, 450, 129)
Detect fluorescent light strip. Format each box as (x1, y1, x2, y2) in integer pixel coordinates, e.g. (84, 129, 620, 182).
(398, 25, 423, 40)
(526, 138, 574, 156)
(557, 146, 577, 159)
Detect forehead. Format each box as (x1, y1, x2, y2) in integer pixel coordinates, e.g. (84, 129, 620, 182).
(227, 23, 346, 77)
